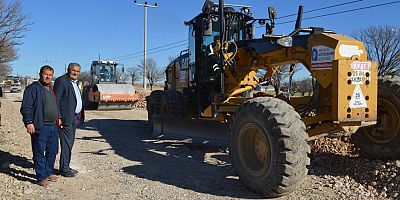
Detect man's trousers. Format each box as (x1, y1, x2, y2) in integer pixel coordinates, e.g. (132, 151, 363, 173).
(59, 121, 76, 172)
(31, 124, 59, 182)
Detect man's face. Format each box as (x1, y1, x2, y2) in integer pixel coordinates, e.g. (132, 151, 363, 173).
(68, 66, 80, 80)
(40, 69, 53, 85)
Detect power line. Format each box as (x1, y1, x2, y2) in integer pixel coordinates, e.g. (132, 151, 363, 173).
(277, 0, 400, 25)
(115, 43, 188, 62)
(277, 0, 365, 19)
(134, 0, 159, 90)
(110, 2, 365, 61)
(107, 39, 188, 60)
(256, 0, 400, 28)
(116, 43, 188, 61)
(110, 0, 399, 62)
(106, 0, 370, 61)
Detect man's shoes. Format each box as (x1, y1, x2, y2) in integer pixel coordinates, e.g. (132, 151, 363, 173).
(60, 170, 76, 177)
(69, 168, 79, 175)
(38, 179, 49, 187)
(47, 174, 59, 182)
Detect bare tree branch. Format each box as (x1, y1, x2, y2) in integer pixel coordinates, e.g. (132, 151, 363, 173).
(127, 67, 139, 85)
(257, 65, 300, 95)
(136, 58, 165, 90)
(352, 25, 400, 76)
(78, 70, 92, 83)
(0, 0, 32, 76)
(295, 77, 313, 96)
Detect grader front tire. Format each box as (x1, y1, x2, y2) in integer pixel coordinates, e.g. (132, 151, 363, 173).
(147, 90, 164, 116)
(352, 75, 400, 159)
(230, 97, 310, 197)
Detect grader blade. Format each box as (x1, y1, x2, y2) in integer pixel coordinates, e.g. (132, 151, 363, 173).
(152, 115, 230, 146)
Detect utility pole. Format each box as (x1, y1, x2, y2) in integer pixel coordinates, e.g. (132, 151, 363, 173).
(134, 0, 157, 90)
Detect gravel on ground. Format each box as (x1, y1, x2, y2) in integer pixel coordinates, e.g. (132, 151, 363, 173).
(0, 92, 398, 200)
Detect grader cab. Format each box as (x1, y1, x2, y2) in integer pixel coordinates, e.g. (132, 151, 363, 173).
(147, 0, 400, 197)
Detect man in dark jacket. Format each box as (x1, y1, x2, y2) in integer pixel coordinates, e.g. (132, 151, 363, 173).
(54, 62, 82, 177)
(20, 65, 60, 187)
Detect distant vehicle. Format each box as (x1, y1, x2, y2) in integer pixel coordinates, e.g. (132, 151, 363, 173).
(26, 78, 38, 86)
(82, 60, 139, 110)
(4, 76, 14, 87)
(10, 84, 22, 93)
(12, 77, 21, 86)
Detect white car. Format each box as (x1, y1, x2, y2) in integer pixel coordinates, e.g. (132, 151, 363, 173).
(10, 84, 21, 93)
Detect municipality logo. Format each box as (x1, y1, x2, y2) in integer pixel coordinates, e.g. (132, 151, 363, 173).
(312, 49, 318, 61)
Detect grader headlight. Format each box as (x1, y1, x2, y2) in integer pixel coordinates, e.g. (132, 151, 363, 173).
(277, 36, 293, 47)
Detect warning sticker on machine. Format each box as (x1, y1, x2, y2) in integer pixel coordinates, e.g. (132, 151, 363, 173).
(350, 61, 371, 70)
(349, 84, 367, 108)
(311, 45, 335, 70)
(180, 70, 186, 82)
(348, 61, 371, 84)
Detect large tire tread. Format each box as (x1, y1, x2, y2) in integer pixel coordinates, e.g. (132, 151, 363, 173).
(352, 75, 400, 160)
(230, 97, 310, 197)
(147, 90, 164, 131)
(147, 90, 164, 115)
(161, 90, 185, 117)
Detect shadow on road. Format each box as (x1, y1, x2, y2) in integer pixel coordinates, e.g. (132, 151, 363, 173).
(0, 150, 36, 183)
(77, 118, 262, 199)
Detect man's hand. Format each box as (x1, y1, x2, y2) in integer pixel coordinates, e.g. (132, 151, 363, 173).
(58, 118, 64, 129)
(26, 124, 35, 134)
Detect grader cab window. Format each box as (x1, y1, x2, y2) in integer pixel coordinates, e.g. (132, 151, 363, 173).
(99, 65, 116, 82)
(202, 18, 220, 47)
(199, 13, 248, 82)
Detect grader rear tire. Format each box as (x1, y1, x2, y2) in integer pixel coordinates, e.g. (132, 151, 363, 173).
(147, 90, 164, 116)
(230, 97, 310, 197)
(352, 75, 400, 159)
(160, 90, 185, 118)
(147, 90, 164, 130)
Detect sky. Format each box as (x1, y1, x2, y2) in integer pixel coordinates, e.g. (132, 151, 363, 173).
(10, 0, 400, 79)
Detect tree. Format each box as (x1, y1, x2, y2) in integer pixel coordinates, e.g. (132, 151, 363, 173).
(137, 58, 165, 90)
(115, 68, 126, 82)
(78, 70, 92, 84)
(0, 0, 31, 76)
(257, 64, 300, 95)
(127, 67, 139, 85)
(281, 81, 299, 96)
(0, 63, 11, 77)
(352, 25, 400, 76)
(296, 77, 313, 96)
(271, 65, 290, 95)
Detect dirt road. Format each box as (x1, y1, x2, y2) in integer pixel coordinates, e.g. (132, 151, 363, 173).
(0, 92, 398, 199)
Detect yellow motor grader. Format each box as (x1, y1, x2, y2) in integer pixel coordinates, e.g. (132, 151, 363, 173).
(147, 0, 400, 197)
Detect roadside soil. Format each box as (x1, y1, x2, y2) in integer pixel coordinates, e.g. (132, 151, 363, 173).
(0, 92, 399, 200)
